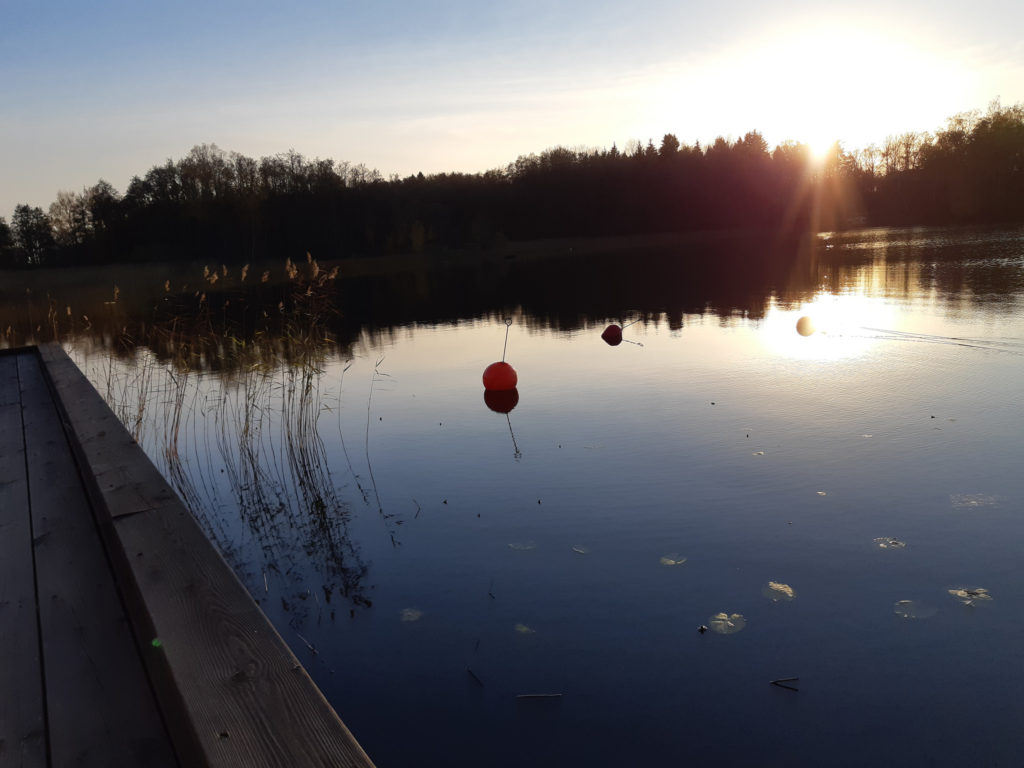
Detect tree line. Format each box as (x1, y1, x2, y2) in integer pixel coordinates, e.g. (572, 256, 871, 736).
(2, 100, 1022, 268)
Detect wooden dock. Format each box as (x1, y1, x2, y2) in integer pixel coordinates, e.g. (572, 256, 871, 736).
(0, 345, 375, 768)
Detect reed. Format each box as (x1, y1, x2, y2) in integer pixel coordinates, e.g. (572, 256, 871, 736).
(39, 255, 378, 617)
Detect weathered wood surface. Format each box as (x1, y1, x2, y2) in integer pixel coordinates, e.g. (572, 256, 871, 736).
(0, 353, 46, 768)
(17, 351, 178, 768)
(38, 343, 376, 768)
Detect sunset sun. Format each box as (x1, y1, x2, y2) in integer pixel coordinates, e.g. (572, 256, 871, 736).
(806, 136, 837, 164)
(652, 18, 976, 155)
(756, 24, 956, 149)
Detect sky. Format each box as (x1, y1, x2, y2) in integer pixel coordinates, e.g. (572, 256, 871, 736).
(2, 0, 1023, 220)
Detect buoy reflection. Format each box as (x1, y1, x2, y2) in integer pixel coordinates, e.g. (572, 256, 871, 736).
(484, 388, 519, 414)
(483, 389, 522, 459)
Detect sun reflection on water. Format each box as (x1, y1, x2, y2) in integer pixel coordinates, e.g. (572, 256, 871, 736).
(759, 291, 902, 361)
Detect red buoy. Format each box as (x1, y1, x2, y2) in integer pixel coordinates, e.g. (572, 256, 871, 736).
(483, 361, 518, 391)
(601, 324, 623, 346)
(484, 388, 519, 413)
(796, 316, 816, 337)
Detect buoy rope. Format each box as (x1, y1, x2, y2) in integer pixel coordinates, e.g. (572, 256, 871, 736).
(507, 413, 521, 459)
(502, 318, 512, 362)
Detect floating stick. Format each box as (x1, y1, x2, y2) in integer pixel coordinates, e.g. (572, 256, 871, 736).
(295, 632, 318, 655)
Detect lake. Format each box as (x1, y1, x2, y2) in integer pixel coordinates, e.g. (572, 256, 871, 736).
(10, 226, 1024, 766)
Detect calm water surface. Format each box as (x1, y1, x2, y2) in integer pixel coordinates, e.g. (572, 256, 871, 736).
(67, 227, 1024, 766)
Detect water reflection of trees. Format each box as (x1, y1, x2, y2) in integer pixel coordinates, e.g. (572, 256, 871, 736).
(805, 227, 1024, 307)
(331, 228, 1024, 342)
(2, 228, 1021, 359)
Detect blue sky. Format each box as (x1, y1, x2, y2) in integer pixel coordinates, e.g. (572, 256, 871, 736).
(2, 0, 1023, 219)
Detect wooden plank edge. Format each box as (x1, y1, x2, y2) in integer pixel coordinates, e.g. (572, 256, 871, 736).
(0, 345, 36, 357)
(0, 356, 47, 768)
(36, 343, 376, 768)
(17, 349, 179, 767)
(28, 345, 199, 768)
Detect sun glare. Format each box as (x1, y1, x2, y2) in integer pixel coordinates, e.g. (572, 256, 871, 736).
(747, 27, 937, 150)
(806, 137, 836, 164)
(652, 18, 971, 153)
(760, 292, 901, 362)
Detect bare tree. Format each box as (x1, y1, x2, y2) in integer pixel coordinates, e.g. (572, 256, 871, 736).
(49, 189, 90, 246)
(12, 204, 55, 264)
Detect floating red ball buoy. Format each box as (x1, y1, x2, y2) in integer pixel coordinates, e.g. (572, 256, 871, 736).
(601, 324, 623, 346)
(796, 316, 816, 337)
(483, 361, 518, 391)
(484, 388, 519, 413)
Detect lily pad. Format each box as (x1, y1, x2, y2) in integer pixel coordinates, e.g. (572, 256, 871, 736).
(893, 600, 936, 619)
(950, 494, 1000, 509)
(708, 612, 746, 634)
(660, 554, 687, 566)
(948, 587, 992, 606)
(874, 537, 907, 549)
(400, 608, 423, 622)
(762, 581, 796, 602)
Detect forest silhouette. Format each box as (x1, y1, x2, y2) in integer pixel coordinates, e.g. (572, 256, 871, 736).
(2, 101, 1022, 268)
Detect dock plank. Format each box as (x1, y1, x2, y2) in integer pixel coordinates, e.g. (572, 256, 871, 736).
(0, 351, 24, 407)
(115, 505, 375, 767)
(39, 343, 376, 768)
(0, 355, 46, 768)
(17, 352, 178, 768)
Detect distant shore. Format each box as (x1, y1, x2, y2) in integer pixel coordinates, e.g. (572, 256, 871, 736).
(0, 228, 818, 292)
